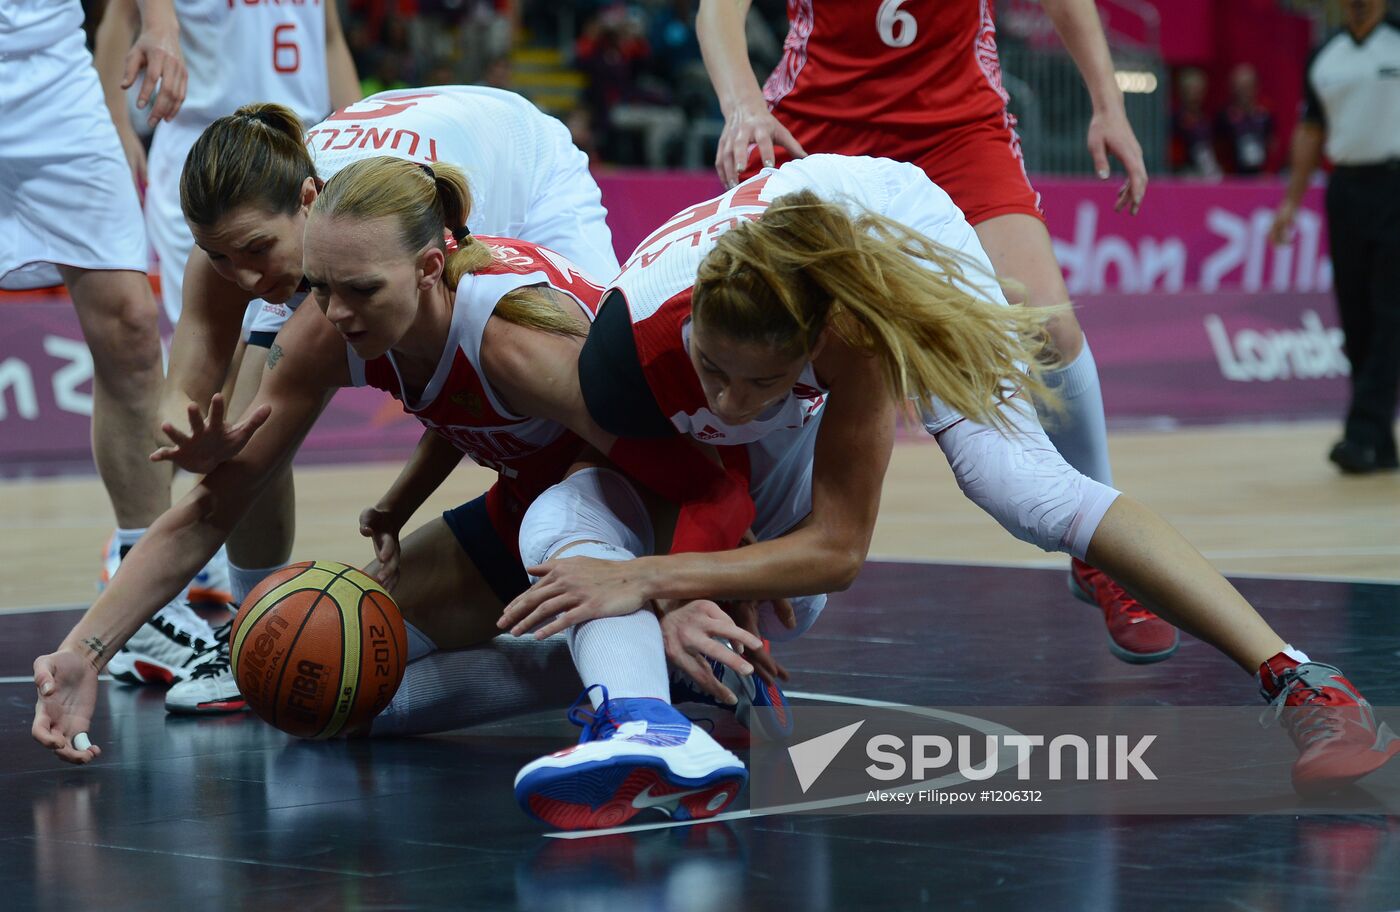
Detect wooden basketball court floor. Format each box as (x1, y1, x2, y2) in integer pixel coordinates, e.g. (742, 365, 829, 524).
(1, 419, 1398, 910)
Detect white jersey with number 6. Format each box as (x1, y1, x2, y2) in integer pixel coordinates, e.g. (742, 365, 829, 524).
(146, 0, 332, 325)
(172, 0, 329, 130)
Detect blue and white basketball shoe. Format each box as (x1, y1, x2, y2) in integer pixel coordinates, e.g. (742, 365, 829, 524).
(515, 686, 747, 831)
(669, 656, 794, 740)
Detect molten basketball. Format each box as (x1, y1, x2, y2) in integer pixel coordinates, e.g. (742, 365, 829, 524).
(229, 560, 407, 739)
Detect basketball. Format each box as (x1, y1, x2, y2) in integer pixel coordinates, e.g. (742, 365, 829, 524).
(229, 560, 408, 739)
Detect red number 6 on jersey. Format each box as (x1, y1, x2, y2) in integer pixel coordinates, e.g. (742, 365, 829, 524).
(273, 22, 301, 74)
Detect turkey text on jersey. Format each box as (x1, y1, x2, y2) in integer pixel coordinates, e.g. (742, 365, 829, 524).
(308, 93, 447, 163)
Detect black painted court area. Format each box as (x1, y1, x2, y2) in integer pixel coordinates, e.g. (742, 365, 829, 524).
(3, 562, 1399, 911)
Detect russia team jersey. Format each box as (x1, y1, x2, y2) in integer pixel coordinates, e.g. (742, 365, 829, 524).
(764, 0, 1009, 129)
(348, 237, 605, 518)
(307, 87, 568, 243)
(171, 0, 329, 128)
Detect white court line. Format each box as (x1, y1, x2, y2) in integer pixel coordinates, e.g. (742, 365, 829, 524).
(0, 676, 113, 684)
(543, 691, 1022, 840)
(0, 602, 90, 616)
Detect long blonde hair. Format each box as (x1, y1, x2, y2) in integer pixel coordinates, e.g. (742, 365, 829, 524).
(181, 103, 314, 227)
(692, 190, 1061, 431)
(312, 156, 586, 337)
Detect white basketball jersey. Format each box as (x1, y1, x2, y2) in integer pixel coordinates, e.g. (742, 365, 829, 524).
(306, 86, 563, 242)
(172, 0, 329, 128)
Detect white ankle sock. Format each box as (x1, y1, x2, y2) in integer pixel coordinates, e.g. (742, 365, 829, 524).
(568, 612, 670, 708)
(370, 634, 577, 736)
(115, 527, 145, 551)
(1041, 341, 1114, 486)
(228, 561, 288, 605)
(549, 541, 670, 708)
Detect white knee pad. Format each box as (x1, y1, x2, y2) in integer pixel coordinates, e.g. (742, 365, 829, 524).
(518, 467, 656, 569)
(934, 399, 1120, 558)
(759, 593, 827, 643)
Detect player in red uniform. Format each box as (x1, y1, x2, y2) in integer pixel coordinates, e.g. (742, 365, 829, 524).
(696, 0, 1159, 661)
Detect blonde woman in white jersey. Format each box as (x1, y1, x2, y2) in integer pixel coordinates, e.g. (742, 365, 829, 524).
(0, 0, 211, 663)
(119, 88, 618, 713)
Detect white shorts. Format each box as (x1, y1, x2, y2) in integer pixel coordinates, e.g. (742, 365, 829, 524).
(0, 30, 147, 290)
(145, 121, 203, 325)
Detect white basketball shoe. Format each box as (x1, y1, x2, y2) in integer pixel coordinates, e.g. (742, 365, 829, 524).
(515, 686, 747, 830)
(106, 602, 222, 686)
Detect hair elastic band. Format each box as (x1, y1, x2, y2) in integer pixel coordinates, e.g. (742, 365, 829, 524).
(419, 163, 436, 180)
(451, 225, 471, 244)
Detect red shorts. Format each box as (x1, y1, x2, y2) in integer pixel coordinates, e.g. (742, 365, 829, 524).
(741, 114, 1043, 226)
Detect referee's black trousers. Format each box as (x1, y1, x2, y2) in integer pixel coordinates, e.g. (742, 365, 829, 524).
(1326, 165, 1400, 459)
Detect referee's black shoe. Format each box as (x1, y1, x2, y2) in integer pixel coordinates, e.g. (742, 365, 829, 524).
(1328, 439, 1400, 474)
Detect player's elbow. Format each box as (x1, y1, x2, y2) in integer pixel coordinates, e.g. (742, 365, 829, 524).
(823, 543, 866, 592)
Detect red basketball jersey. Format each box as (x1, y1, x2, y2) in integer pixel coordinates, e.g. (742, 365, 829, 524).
(764, 0, 1009, 130)
(349, 238, 604, 527)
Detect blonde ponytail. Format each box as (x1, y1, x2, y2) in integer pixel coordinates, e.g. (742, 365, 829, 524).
(692, 190, 1062, 432)
(314, 156, 585, 337)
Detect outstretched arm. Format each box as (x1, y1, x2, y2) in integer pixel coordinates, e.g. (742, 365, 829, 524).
(32, 305, 347, 764)
(151, 256, 263, 472)
(697, 0, 807, 186)
(1041, 0, 1146, 214)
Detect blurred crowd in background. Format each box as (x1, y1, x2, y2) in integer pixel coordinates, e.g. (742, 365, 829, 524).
(1170, 63, 1277, 176)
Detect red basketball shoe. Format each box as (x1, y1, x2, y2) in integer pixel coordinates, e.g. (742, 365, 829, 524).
(1069, 558, 1179, 663)
(1259, 654, 1400, 795)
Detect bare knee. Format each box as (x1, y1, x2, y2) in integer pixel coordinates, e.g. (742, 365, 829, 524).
(78, 285, 163, 382)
